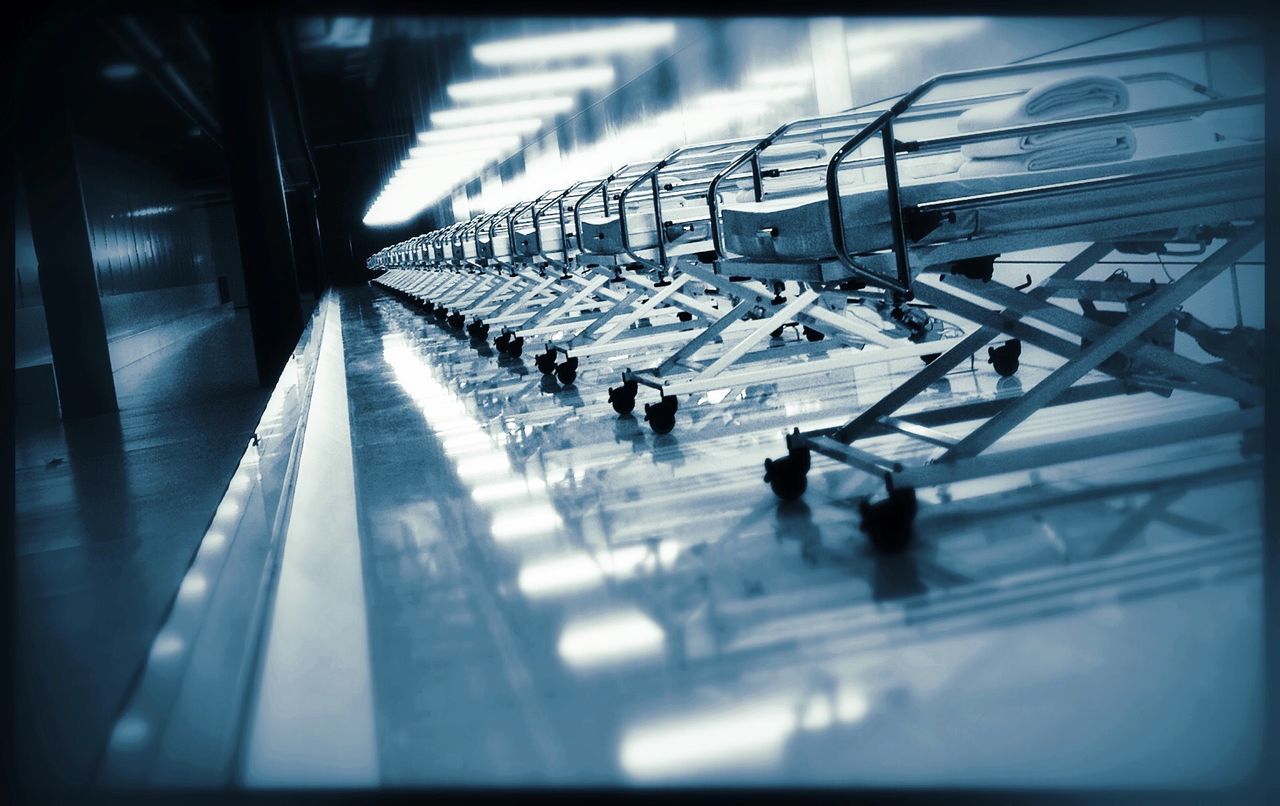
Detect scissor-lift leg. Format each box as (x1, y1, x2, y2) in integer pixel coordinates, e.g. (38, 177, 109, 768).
(774, 224, 1264, 551)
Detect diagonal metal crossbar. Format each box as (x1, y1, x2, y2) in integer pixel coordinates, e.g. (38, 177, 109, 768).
(817, 240, 1116, 447)
(940, 222, 1262, 461)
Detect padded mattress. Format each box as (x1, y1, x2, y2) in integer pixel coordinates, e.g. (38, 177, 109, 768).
(720, 141, 1264, 263)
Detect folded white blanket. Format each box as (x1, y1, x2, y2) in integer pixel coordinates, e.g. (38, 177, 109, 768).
(905, 152, 964, 179)
(958, 125, 1137, 175)
(759, 141, 827, 165)
(958, 74, 1130, 158)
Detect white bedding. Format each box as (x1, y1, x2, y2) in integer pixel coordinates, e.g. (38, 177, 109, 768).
(957, 126, 1136, 175)
(576, 142, 832, 255)
(957, 74, 1130, 158)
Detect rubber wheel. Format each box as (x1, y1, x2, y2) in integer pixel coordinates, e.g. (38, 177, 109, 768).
(646, 408, 676, 435)
(555, 362, 578, 386)
(860, 488, 918, 554)
(535, 351, 557, 375)
(609, 386, 637, 415)
(764, 459, 808, 500)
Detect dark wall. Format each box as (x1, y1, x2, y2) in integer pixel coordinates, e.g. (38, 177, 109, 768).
(15, 138, 243, 370)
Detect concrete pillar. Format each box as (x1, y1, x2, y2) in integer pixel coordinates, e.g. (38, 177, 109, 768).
(809, 18, 854, 115)
(16, 43, 119, 418)
(210, 15, 304, 387)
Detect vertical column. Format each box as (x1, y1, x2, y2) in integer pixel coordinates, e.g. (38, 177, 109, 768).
(809, 18, 854, 114)
(16, 44, 119, 418)
(286, 189, 324, 298)
(301, 190, 328, 294)
(210, 15, 304, 387)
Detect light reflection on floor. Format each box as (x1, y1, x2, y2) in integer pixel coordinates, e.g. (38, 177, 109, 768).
(277, 284, 1263, 787)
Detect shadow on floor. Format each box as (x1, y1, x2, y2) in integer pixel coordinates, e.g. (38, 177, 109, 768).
(13, 305, 273, 792)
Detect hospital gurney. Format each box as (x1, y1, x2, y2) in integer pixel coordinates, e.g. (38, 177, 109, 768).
(497, 133, 912, 429)
(722, 37, 1266, 550)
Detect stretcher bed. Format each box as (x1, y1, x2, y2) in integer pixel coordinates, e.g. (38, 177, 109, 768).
(730, 36, 1266, 550)
(371, 38, 1263, 535)
(718, 140, 1262, 268)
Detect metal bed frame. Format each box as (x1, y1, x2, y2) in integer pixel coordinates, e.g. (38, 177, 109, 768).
(724, 36, 1266, 549)
(371, 38, 1262, 543)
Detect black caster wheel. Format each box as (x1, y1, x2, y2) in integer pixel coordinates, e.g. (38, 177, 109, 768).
(643, 395, 678, 435)
(555, 357, 579, 386)
(507, 336, 525, 357)
(447, 311, 465, 330)
(921, 353, 941, 365)
(535, 349, 558, 375)
(423, 301, 437, 315)
(473, 322, 490, 340)
(988, 339, 1021, 377)
(465, 321, 481, 338)
(433, 306, 449, 322)
(802, 326, 825, 342)
(770, 326, 785, 339)
(764, 446, 811, 500)
(859, 487, 918, 554)
(609, 379, 638, 415)
(494, 332, 512, 354)
(677, 311, 694, 322)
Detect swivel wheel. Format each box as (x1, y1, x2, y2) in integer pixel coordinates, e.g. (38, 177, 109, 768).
(802, 326, 825, 342)
(988, 339, 1021, 377)
(535, 349, 558, 375)
(494, 332, 512, 354)
(555, 357, 579, 386)
(433, 306, 449, 322)
(643, 395, 679, 435)
(422, 301, 437, 315)
(447, 311, 466, 330)
(764, 445, 811, 501)
(507, 336, 525, 357)
(609, 379, 639, 416)
(859, 487, 918, 554)
(473, 322, 490, 340)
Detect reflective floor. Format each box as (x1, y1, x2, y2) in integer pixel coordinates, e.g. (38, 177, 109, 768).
(105, 284, 1264, 789)
(15, 306, 270, 787)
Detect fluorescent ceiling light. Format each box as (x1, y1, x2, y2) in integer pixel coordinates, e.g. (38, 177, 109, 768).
(448, 66, 616, 102)
(745, 65, 812, 87)
(431, 96, 575, 127)
(407, 135, 523, 160)
(618, 687, 870, 780)
(849, 49, 899, 77)
(418, 119, 543, 144)
(101, 62, 140, 81)
(557, 609, 665, 671)
(518, 552, 604, 597)
(473, 22, 678, 65)
(471, 477, 546, 503)
(846, 17, 987, 52)
(490, 503, 562, 540)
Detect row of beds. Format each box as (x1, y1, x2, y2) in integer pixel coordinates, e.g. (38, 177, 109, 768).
(369, 38, 1264, 550)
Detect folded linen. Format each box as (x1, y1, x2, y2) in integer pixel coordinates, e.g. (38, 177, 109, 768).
(957, 74, 1130, 159)
(759, 141, 827, 165)
(957, 124, 1137, 176)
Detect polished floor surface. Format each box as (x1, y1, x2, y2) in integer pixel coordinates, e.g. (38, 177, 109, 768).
(14, 305, 272, 788)
(101, 284, 1264, 789)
